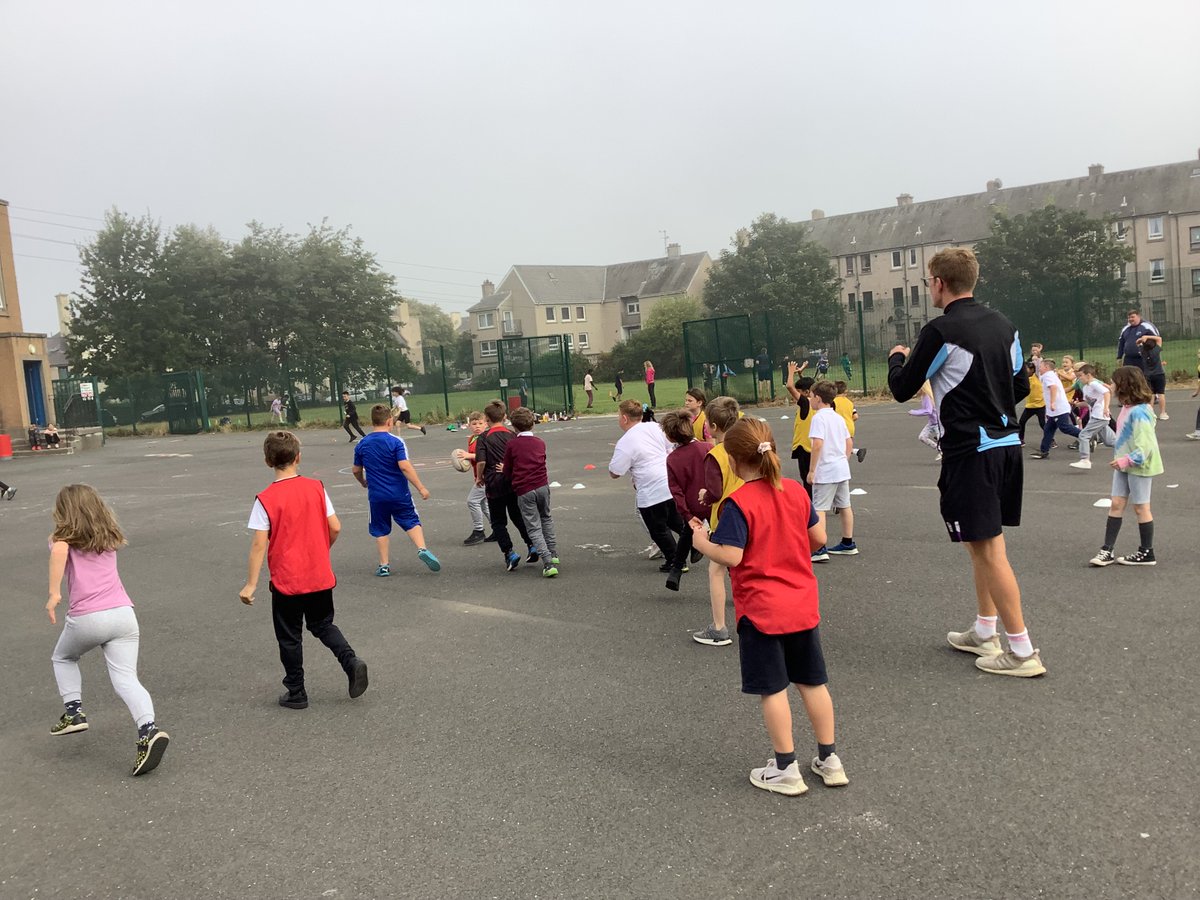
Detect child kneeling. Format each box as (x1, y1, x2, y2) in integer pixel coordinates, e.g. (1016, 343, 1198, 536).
(689, 417, 849, 796)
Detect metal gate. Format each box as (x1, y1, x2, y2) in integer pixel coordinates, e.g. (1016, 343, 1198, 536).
(163, 371, 210, 434)
(682, 315, 760, 404)
(497, 337, 574, 413)
(52, 376, 103, 429)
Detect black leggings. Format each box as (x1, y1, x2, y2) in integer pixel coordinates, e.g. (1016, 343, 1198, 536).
(639, 499, 682, 560)
(1018, 406, 1045, 442)
(792, 448, 814, 497)
(647, 383, 657, 407)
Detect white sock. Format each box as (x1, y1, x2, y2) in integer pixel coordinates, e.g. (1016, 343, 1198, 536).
(975, 616, 998, 639)
(1006, 630, 1034, 658)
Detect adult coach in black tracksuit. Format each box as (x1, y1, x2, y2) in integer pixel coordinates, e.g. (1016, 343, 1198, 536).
(888, 247, 1046, 678)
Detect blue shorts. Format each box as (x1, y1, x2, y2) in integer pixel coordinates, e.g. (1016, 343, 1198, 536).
(369, 498, 421, 537)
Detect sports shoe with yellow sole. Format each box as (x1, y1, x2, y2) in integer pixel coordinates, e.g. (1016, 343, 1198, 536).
(975, 649, 1046, 677)
(946, 627, 1003, 657)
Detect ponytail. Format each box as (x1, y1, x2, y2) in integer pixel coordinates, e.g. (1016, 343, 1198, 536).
(722, 418, 782, 490)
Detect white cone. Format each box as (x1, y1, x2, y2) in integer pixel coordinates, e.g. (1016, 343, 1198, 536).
(572, 483, 586, 490)
(850, 488, 867, 495)
(1093, 498, 1112, 508)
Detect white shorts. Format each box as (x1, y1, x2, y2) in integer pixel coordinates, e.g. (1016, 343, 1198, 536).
(812, 480, 851, 512)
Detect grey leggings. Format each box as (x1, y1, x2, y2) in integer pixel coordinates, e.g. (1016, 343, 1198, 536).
(51, 606, 155, 727)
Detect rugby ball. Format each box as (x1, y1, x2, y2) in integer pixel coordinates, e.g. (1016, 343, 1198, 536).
(450, 448, 472, 473)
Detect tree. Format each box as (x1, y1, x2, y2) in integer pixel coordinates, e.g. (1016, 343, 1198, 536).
(607, 294, 703, 378)
(453, 330, 476, 376)
(704, 213, 844, 356)
(973, 207, 1135, 351)
(404, 298, 456, 349)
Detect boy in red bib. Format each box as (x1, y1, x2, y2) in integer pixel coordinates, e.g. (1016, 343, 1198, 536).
(240, 431, 368, 710)
(689, 417, 848, 796)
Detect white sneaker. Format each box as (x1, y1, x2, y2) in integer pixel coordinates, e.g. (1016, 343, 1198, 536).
(749, 758, 808, 796)
(1157, 413, 1169, 421)
(934, 452, 943, 462)
(1069, 459, 1092, 469)
(1185, 431, 1200, 441)
(644, 543, 662, 560)
(810, 753, 849, 787)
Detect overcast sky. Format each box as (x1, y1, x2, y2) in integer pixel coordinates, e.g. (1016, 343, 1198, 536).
(4, 0, 1198, 336)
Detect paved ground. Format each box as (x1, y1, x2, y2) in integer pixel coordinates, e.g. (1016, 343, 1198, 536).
(2, 393, 1198, 899)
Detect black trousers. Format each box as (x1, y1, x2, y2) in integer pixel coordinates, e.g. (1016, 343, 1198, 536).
(670, 516, 694, 571)
(1017, 406, 1045, 442)
(647, 383, 657, 407)
(487, 491, 531, 556)
(270, 587, 356, 693)
(640, 499, 683, 560)
(792, 448, 814, 497)
(343, 415, 366, 439)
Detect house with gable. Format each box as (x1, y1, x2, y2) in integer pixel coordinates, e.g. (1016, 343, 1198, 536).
(466, 244, 710, 375)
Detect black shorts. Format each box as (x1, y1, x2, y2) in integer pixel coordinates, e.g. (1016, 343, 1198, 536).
(1147, 373, 1166, 394)
(938, 445, 1022, 543)
(738, 618, 827, 695)
(399, 410, 412, 424)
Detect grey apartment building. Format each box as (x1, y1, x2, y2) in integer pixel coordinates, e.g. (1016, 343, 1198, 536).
(801, 154, 1200, 352)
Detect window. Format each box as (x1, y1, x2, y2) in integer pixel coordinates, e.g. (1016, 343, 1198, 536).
(477, 312, 495, 329)
(545, 307, 556, 322)
(1190, 226, 1200, 251)
(895, 323, 908, 342)
(575, 306, 586, 321)
(1150, 259, 1165, 283)
(860, 254, 872, 273)
(625, 300, 640, 315)
(908, 248, 918, 267)
(891, 251, 902, 269)
(1192, 269, 1200, 295)
(1113, 221, 1128, 241)
(862, 291, 874, 311)
(892, 287, 904, 308)
(547, 335, 560, 350)
(577, 332, 590, 349)
(845, 256, 855, 275)
(479, 340, 497, 357)
(560, 306, 571, 322)
(1148, 216, 1164, 240)
(563, 334, 573, 351)
(910, 284, 920, 307)
(1152, 298, 1166, 320)
(1118, 262, 1128, 285)
(847, 292, 856, 311)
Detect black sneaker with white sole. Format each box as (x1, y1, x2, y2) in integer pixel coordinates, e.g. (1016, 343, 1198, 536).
(131, 727, 170, 776)
(1117, 548, 1156, 566)
(50, 711, 88, 735)
(1089, 548, 1116, 567)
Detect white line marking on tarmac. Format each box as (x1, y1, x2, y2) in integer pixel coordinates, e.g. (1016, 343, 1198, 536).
(909, 485, 1111, 497)
(432, 596, 599, 629)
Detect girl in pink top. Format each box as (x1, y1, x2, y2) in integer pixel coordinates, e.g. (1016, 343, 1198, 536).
(46, 484, 169, 776)
(643, 360, 657, 408)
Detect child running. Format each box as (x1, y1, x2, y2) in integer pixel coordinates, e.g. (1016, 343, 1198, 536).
(609, 399, 681, 569)
(1031, 358, 1081, 459)
(0, 478, 15, 500)
(390, 386, 428, 436)
(461, 411, 491, 545)
(241, 432, 370, 709)
(46, 484, 169, 776)
(1088, 367, 1163, 567)
(477, 400, 536, 572)
(683, 388, 710, 441)
(909, 380, 942, 459)
(353, 405, 440, 576)
(341, 391, 366, 442)
(688, 417, 847, 796)
(692, 397, 744, 645)
(1016, 360, 1045, 445)
(502, 407, 560, 577)
(784, 361, 816, 497)
(807, 381, 857, 559)
(662, 409, 712, 592)
(1069, 364, 1112, 470)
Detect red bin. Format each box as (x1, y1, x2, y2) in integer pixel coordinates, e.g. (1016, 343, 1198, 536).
(508, 396, 521, 411)
(0, 434, 12, 460)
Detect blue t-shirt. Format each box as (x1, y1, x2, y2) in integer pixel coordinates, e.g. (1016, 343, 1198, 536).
(353, 432, 413, 503)
(712, 495, 819, 548)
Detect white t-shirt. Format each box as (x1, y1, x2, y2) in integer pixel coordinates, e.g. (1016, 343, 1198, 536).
(391, 393, 408, 413)
(248, 488, 335, 531)
(1081, 380, 1110, 418)
(808, 407, 851, 484)
(583, 373, 594, 391)
(1040, 371, 1070, 417)
(608, 421, 673, 508)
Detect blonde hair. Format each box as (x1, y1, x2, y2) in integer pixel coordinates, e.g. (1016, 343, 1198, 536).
(928, 247, 979, 294)
(705, 396, 740, 433)
(722, 418, 782, 490)
(52, 484, 127, 553)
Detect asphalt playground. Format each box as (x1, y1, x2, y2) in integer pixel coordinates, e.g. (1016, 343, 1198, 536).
(2, 393, 1198, 900)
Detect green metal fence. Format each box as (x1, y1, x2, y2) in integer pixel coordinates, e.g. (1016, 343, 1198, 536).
(497, 337, 575, 413)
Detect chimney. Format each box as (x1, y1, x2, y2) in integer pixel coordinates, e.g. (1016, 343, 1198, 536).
(986, 178, 1003, 192)
(481, 279, 494, 298)
(666, 242, 681, 259)
(897, 193, 913, 207)
(811, 209, 825, 220)
(1088, 164, 1104, 177)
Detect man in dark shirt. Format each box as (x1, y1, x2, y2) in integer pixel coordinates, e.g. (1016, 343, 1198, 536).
(341, 392, 366, 442)
(1116, 310, 1159, 368)
(1138, 335, 1168, 420)
(888, 248, 1045, 678)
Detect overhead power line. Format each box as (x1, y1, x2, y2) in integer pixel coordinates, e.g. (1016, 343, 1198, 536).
(13, 233, 81, 246)
(10, 205, 105, 222)
(15, 252, 80, 264)
(9, 215, 99, 232)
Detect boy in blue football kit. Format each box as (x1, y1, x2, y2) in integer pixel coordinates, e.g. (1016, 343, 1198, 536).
(352, 405, 440, 576)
